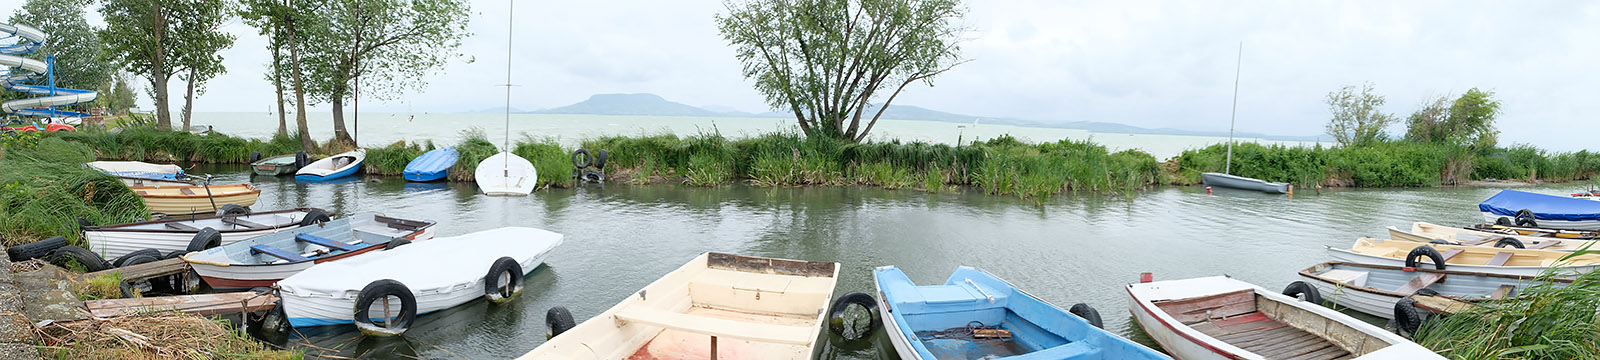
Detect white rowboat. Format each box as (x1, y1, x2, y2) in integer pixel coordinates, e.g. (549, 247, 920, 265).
(84, 208, 323, 259)
(184, 213, 435, 289)
(1297, 261, 1570, 319)
(475, 151, 536, 196)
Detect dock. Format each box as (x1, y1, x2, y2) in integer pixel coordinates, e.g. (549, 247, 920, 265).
(84, 292, 278, 318)
(76, 257, 191, 284)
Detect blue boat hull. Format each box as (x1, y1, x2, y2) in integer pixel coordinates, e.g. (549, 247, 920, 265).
(403, 147, 458, 182)
(874, 266, 1169, 360)
(295, 163, 360, 182)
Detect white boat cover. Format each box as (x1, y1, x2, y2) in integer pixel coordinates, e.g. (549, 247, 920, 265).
(278, 227, 562, 296)
(86, 161, 182, 175)
(475, 152, 537, 196)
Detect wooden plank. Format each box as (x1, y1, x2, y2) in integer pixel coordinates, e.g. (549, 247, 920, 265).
(1528, 240, 1561, 250)
(179, 188, 196, 196)
(1458, 235, 1494, 246)
(613, 308, 815, 345)
(164, 222, 199, 231)
(1412, 295, 1474, 315)
(1485, 252, 1514, 266)
(1489, 284, 1516, 300)
(77, 257, 189, 283)
(373, 215, 426, 231)
(86, 293, 277, 317)
(1153, 289, 1256, 323)
(1394, 273, 1446, 294)
(1439, 249, 1465, 262)
(221, 216, 268, 229)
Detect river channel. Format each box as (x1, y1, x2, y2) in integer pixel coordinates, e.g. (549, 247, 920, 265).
(198, 164, 1562, 359)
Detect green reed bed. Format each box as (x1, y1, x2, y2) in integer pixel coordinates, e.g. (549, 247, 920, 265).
(1173, 141, 1600, 188)
(449, 128, 502, 182)
(362, 140, 432, 176)
(1412, 255, 1600, 359)
(512, 136, 578, 188)
(0, 136, 147, 246)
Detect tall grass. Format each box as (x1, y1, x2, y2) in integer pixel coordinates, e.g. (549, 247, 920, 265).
(1172, 141, 1599, 187)
(363, 140, 430, 176)
(0, 137, 147, 246)
(449, 128, 501, 181)
(1413, 250, 1600, 359)
(512, 136, 576, 188)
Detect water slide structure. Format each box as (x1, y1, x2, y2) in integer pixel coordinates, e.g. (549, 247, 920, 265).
(1, 22, 96, 131)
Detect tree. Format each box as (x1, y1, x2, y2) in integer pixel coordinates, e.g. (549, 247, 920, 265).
(1405, 88, 1501, 149)
(9, 0, 114, 101)
(717, 0, 968, 142)
(92, 72, 138, 113)
(101, 0, 234, 131)
(300, 0, 471, 146)
(240, 0, 292, 138)
(173, 0, 235, 131)
(1323, 82, 1396, 147)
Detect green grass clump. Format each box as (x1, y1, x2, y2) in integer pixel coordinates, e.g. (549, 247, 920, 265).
(0, 137, 147, 247)
(364, 140, 429, 176)
(76, 272, 126, 300)
(449, 128, 501, 181)
(1173, 140, 1599, 187)
(512, 136, 576, 188)
(1413, 251, 1600, 359)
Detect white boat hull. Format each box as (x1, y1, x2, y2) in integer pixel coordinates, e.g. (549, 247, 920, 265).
(87, 227, 290, 260)
(1128, 295, 1231, 360)
(475, 152, 537, 196)
(1299, 275, 1400, 320)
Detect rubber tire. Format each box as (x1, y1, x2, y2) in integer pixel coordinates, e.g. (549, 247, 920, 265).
(7, 236, 67, 261)
(77, 218, 94, 230)
(826, 291, 881, 340)
(1495, 217, 1515, 226)
(1428, 239, 1457, 245)
(1393, 297, 1426, 336)
(384, 238, 411, 250)
(301, 209, 331, 227)
(295, 151, 309, 169)
(112, 248, 162, 268)
(1282, 281, 1323, 305)
(262, 299, 291, 335)
(484, 257, 524, 303)
(1405, 246, 1447, 270)
(594, 149, 608, 169)
(352, 279, 418, 336)
(1515, 209, 1538, 228)
(162, 250, 187, 260)
(218, 204, 250, 217)
(47, 246, 110, 272)
(571, 149, 592, 168)
(188, 227, 222, 252)
(1415, 288, 1440, 297)
(250, 152, 262, 164)
(546, 306, 576, 338)
(119, 253, 159, 268)
(1069, 303, 1104, 329)
(1494, 237, 1525, 249)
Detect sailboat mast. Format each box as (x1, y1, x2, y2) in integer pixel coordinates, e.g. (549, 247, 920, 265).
(503, 0, 513, 171)
(1225, 42, 1242, 175)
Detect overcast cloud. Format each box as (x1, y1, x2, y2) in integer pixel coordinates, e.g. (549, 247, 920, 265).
(4, 1, 1596, 151)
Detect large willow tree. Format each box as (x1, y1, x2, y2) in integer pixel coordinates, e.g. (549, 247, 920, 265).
(717, 0, 967, 142)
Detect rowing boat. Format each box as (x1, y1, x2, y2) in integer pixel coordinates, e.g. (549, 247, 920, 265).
(1326, 238, 1600, 277)
(183, 213, 435, 289)
(524, 253, 837, 359)
(251, 153, 301, 176)
(1201, 172, 1290, 194)
(86, 161, 191, 186)
(1388, 222, 1600, 252)
(128, 184, 261, 215)
(84, 208, 324, 259)
(1297, 261, 1570, 319)
(1127, 276, 1442, 359)
(877, 266, 1166, 359)
(296, 149, 365, 182)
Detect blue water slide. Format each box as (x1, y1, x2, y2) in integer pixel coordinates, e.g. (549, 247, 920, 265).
(0, 22, 98, 118)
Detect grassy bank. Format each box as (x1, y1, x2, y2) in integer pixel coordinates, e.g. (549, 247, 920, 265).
(39, 312, 300, 359)
(1413, 256, 1600, 359)
(1172, 141, 1600, 187)
(0, 132, 147, 247)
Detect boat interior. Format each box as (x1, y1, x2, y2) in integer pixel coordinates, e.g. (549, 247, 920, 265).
(102, 210, 305, 232)
(1307, 263, 1552, 300)
(218, 214, 426, 264)
(1350, 239, 1592, 267)
(1152, 289, 1390, 359)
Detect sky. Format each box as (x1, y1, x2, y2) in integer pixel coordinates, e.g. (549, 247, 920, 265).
(4, 1, 1597, 151)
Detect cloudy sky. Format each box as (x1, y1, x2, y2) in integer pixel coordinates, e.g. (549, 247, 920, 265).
(4, 1, 1596, 150)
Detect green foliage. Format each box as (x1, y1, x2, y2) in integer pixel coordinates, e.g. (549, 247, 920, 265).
(0, 137, 147, 247)
(717, 0, 968, 142)
(448, 128, 499, 181)
(99, 0, 234, 129)
(92, 73, 139, 114)
(8, 0, 114, 94)
(1414, 250, 1600, 359)
(77, 272, 127, 300)
(1324, 82, 1396, 147)
(511, 136, 576, 188)
(363, 140, 426, 175)
(1174, 140, 1596, 187)
(1406, 88, 1502, 149)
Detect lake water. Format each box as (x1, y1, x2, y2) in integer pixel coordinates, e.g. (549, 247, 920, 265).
(196, 163, 1577, 359)
(189, 112, 1325, 159)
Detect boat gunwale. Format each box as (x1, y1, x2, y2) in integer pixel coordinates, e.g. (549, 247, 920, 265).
(84, 208, 322, 233)
(1125, 284, 1252, 360)
(1296, 261, 1573, 300)
(128, 184, 261, 198)
(183, 215, 436, 268)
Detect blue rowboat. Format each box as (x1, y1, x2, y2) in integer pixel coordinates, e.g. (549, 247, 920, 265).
(874, 266, 1169, 360)
(296, 149, 365, 182)
(403, 147, 458, 182)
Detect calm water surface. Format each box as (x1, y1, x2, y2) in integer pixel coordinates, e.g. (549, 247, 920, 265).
(200, 164, 1569, 359)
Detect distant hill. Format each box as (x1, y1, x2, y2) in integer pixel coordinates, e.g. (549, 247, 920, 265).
(533, 93, 723, 117)
(528, 92, 1322, 141)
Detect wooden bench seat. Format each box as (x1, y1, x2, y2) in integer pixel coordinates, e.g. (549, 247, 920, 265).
(250, 245, 309, 262)
(222, 217, 269, 229)
(1528, 240, 1561, 250)
(374, 215, 426, 231)
(1485, 252, 1514, 266)
(1439, 249, 1465, 262)
(613, 308, 815, 345)
(165, 222, 200, 231)
(1394, 273, 1445, 295)
(294, 234, 357, 252)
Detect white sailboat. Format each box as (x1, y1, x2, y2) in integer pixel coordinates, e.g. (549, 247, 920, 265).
(474, 0, 537, 196)
(1201, 43, 1290, 194)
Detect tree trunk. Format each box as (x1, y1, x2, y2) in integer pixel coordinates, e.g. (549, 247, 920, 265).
(285, 1, 314, 150)
(181, 67, 196, 131)
(272, 28, 287, 138)
(330, 89, 351, 146)
(151, 1, 171, 131)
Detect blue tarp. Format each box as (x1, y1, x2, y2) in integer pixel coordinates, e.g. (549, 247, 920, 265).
(1479, 189, 1600, 222)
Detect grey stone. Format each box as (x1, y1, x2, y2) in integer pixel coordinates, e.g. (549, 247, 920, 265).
(0, 315, 33, 344)
(0, 343, 37, 360)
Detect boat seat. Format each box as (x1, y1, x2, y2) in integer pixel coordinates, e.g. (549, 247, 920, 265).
(1489, 284, 1516, 300)
(920, 285, 984, 304)
(612, 308, 815, 345)
(180, 188, 196, 195)
(1007, 342, 1096, 360)
(250, 245, 309, 262)
(374, 215, 425, 231)
(1485, 252, 1514, 266)
(1438, 249, 1465, 262)
(165, 222, 200, 231)
(222, 216, 269, 229)
(294, 234, 357, 252)
(1394, 273, 1445, 295)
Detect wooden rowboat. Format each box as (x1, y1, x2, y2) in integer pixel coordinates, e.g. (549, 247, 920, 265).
(1327, 238, 1600, 277)
(129, 184, 261, 215)
(1128, 276, 1442, 359)
(251, 154, 301, 176)
(183, 213, 435, 289)
(84, 208, 324, 259)
(1297, 261, 1570, 320)
(1389, 222, 1600, 252)
(524, 253, 838, 359)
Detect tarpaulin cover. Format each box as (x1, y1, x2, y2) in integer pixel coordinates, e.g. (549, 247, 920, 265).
(1479, 189, 1600, 222)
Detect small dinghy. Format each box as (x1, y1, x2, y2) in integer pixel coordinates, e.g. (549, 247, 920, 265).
(129, 184, 261, 215)
(474, 151, 536, 196)
(1297, 261, 1571, 319)
(1388, 222, 1599, 252)
(251, 152, 305, 176)
(1328, 238, 1600, 277)
(1127, 276, 1443, 359)
(85, 208, 325, 260)
(184, 213, 436, 289)
(875, 266, 1165, 360)
(527, 253, 838, 359)
(403, 147, 457, 182)
(87, 161, 191, 186)
(1479, 189, 1600, 230)
(1201, 172, 1290, 194)
(277, 226, 561, 334)
(296, 149, 365, 182)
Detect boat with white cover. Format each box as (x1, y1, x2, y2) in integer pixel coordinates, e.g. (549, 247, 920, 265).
(276, 226, 561, 334)
(184, 213, 435, 289)
(86, 161, 191, 187)
(1127, 276, 1443, 359)
(475, 151, 536, 196)
(84, 208, 324, 259)
(1297, 261, 1570, 319)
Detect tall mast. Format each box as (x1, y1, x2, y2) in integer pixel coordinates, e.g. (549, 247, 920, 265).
(1225, 42, 1242, 175)
(502, 0, 513, 170)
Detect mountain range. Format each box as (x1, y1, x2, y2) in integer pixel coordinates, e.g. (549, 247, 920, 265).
(511, 93, 1323, 141)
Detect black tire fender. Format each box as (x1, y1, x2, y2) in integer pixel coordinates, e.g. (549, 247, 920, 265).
(1495, 217, 1515, 226)
(188, 227, 222, 252)
(572, 149, 592, 168)
(1405, 245, 1447, 270)
(119, 253, 159, 268)
(301, 209, 331, 227)
(262, 299, 292, 335)
(594, 149, 608, 169)
(295, 151, 309, 169)
(1515, 209, 1538, 228)
(484, 257, 524, 303)
(1415, 288, 1440, 297)
(47, 246, 110, 272)
(546, 306, 576, 338)
(1494, 237, 1525, 249)
(353, 279, 418, 336)
(218, 204, 251, 217)
(77, 218, 94, 231)
(384, 238, 411, 250)
(1069, 303, 1104, 329)
(250, 151, 262, 164)
(826, 291, 881, 340)
(1282, 281, 1323, 305)
(7, 236, 67, 261)
(113, 248, 162, 268)
(1393, 296, 1427, 336)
